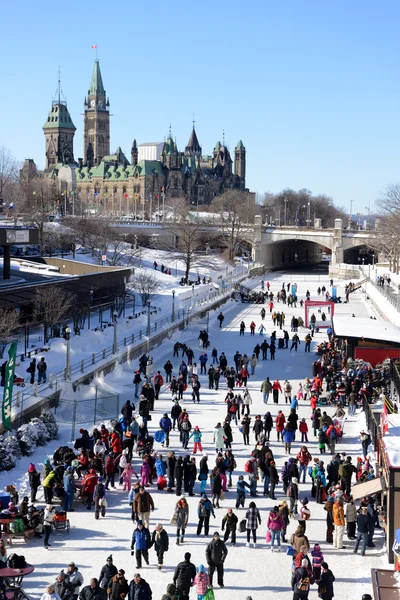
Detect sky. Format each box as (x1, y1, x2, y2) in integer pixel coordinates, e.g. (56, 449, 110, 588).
(1, 0, 400, 213)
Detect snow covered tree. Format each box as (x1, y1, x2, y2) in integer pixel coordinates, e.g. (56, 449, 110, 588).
(29, 417, 50, 445)
(17, 422, 40, 455)
(41, 410, 59, 440)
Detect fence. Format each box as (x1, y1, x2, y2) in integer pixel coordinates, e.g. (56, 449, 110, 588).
(361, 265, 400, 311)
(54, 390, 120, 441)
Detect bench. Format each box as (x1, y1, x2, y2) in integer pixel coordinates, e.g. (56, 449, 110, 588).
(4, 529, 36, 545)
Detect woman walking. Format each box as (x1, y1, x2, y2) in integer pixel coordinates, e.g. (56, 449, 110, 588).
(245, 501, 261, 548)
(172, 496, 189, 545)
(266, 506, 285, 551)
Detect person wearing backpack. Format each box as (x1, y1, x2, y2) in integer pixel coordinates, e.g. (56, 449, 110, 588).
(318, 562, 335, 600)
(292, 558, 313, 600)
(326, 425, 338, 455)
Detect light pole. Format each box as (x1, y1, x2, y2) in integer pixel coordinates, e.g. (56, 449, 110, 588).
(307, 202, 311, 228)
(172, 290, 175, 322)
(147, 302, 151, 336)
(284, 197, 288, 226)
(113, 310, 118, 353)
(65, 327, 71, 380)
(192, 284, 195, 297)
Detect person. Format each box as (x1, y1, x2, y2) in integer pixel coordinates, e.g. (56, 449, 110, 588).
(173, 496, 189, 545)
(64, 563, 83, 600)
(236, 475, 250, 508)
(353, 506, 369, 556)
(131, 521, 151, 569)
(221, 507, 238, 546)
(43, 504, 55, 549)
(41, 584, 62, 600)
(272, 379, 282, 403)
(197, 493, 215, 536)
(107, 570, 129, 600)
(133, 487, 154, 528)
(193, 564, 209, 600)
(99, 556, 118, 591)
(63, 466, 76, 512)
(205, 531, 228, 588)
(217, 313, 224, 327)
(161, 584, 178, 600)
(79, 579, 107, 600)
(150, 523, 169, 570)
(173, 552, 196, 600)
(267, 506, 285, 551)
(128, 573, 152, 600)
(153, 371, 164, 400)
(332, 496, 346, 549)
(213, 423, 225, 453)
(291, 558, 313, 600)
(261, 377, 272, 404)
(318, 562, 335, 600)
(53, 572, 74, 600)
(28, 462, 40, 503)
(360, 430, 371, 457)
(26, 358, 36, 384)
(290, 525, 310, 558)
(311, 544, 324, 583)
(245, 501, 261, 548)
(37, 357, 47, 384)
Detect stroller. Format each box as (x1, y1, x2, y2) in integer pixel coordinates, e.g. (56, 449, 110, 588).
(137, 436, 154, 458)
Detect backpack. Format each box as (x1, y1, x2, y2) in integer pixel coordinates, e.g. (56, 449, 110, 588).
(181, 421, 190, 431)
(329, 428, 337, 440)
(338, 463, 348, 478)
(297, 577, 310, 592)
(94, 483, 105, 500)
(245, 460, 253, 473)
(7, 554, 26, 569)
(287, 484, 294, 498)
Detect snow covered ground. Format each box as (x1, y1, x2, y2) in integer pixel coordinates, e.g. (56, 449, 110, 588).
(0, 269, 385, 600)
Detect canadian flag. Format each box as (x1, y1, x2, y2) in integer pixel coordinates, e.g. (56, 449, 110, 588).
(92, 45, 97, 49)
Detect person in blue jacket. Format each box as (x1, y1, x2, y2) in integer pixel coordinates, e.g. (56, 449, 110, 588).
(283, 425, 295, 455)
(155, 455, 167, 479)
(290, 396, 299, 411)
(63, 466, 76, 512)
(131, 521, 151, 569)
(198, 353, 208, 375)
(159, 414, 172, 448)
(236, 475, 250, 509)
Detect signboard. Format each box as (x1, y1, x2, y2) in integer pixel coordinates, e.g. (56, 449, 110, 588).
(2, 340, 17, 430)
(5, 230, 30, 244)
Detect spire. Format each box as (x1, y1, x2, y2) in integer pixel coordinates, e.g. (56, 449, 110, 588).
(89, 60, 105, 96)
(185, 125, 202, 158)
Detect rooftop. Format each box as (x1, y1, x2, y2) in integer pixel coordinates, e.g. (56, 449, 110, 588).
(332, 316, 400, 345)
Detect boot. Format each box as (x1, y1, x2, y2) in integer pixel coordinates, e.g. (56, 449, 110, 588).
(180, 536, 184, 544)
(158, 565, 162, 570)
(167, 488, 173, 493)
(176, 538, 180, 545)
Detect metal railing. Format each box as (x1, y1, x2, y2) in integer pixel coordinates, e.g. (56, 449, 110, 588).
(361, 266, 400, 311)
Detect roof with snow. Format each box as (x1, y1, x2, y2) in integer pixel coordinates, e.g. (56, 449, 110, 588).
(332, 316, 400, 345)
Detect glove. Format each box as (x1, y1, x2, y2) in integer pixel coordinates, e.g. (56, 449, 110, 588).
(131, 551, 134, 556)
(213, 514, 216, 518)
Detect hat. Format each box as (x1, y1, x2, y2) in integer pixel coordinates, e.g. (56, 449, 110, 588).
(313, 544, 321, 551)
(213, 531, 220, 537)
(98, 477, 103, 483)
(118, 569, 125, 575)
(68, 562, 76, 567)
(79, 429, 85, 434)
(301, 559, 308, 567)
(28, 463, 36, 472)
(292, 477, 298, 484)
(106, 555, 113, 562)
(198, 565, 205, 574)
(137, 520, 143, 526)
(180, 495, 186, 500)
(302, 497, 309, 505)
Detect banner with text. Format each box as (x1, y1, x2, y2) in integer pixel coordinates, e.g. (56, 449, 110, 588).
(2, 340, 17, 430)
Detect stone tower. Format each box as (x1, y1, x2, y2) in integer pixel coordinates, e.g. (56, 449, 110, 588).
(234, 140, 246, 181)
(83, 60, 110, 165)
(185, 126, 202, 158)
(131, 139, 138, 166)
(43, 99, 76, 169)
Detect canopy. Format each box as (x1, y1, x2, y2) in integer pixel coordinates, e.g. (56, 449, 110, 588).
(351, 476, 386, 500)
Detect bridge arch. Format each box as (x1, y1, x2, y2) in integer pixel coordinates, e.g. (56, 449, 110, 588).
(261, 237, 329, 270)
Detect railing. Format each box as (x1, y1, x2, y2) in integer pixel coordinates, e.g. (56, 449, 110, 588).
(361, 265, 400, 311)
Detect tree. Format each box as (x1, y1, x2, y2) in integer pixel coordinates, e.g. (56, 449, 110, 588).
(132, 272, 159, 307)
(211, 190, 256, 262)
(20, 178, 59, 251)
(0, 309, 20, 359)
(35, 286, 73, 343)
(164, 209, 208, 281)
(0, 146, 19, 205)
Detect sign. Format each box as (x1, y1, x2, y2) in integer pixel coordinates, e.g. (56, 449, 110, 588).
(5, 230, 30, 244)
(2, 340, 17, 431)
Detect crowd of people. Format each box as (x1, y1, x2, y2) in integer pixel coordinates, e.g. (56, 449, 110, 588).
(0, 277, 383, 600)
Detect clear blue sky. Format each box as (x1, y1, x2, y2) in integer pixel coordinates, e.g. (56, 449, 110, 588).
(1, 0, 399, 213)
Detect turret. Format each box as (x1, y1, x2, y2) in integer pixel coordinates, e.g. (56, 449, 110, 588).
(131, 139, 138, 166)
(234, 140, 246, 181)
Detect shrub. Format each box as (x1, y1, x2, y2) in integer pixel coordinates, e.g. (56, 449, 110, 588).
(41, 410, 59, 440)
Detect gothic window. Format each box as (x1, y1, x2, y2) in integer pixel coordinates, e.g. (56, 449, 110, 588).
(105, 187, 108, 194)
(113, 187, 117, 194)
(123, 186, 127, 194)
(87, 186, 90, 195)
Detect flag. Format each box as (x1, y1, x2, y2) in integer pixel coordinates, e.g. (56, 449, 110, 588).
(2, 340, 17, 431)
(92, 45, 97, 49)
(124, 193, 129, 198)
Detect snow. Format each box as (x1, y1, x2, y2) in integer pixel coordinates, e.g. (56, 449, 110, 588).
(0, 268, 389, 600)
(333, 315, 400, 344)
(382, 414, 400, 467)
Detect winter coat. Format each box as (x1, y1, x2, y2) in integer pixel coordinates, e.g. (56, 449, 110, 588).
(133, 491, 154, 514)
(245, 506, 261, 530)
(193, 573, 209, 596)
(189, 429, 202, 443)
(291, 567, 312, 595)
(211, 473, 222, 495)
(197, 498, 214, 518)
(131, 526, 151, 551)
(99, 565, 118, 590)
(297, 449, 312, 466)
(264, 413, 273, 432)
(283, 428, 295, 443)
(346, 502, 357, 523)
(222, 512, 238, 531)
(267, 510, 284, 531)
(151, 527, 169, 553)
(173, 559, 196, 590)
(122, 465, 134, 483)
(356, 513, 369, 534)
(107, 575, 129, 600)
(275, 414, 286, 432)
(79, 584, 107, 600)
(81, 472, 98, 495)
(261, 379, 272, 393)
(29, 470, 40, 488)
(128, 578, 152, 600)
(63, 472, 75, 494)
(319, 569, 335, 600)
(206, 538, 228, 565)
(290, 532, 310, 554)
(332, 502, 345, 526)
(159, 417, 172, 433)
(213, 427, 225, 448)
(173, 501, 189, 528)
(155, 458, 166, 477)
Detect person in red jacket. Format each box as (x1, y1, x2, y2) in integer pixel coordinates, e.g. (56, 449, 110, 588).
(268, 301, 274, 313)
(100, 425, 110, 448)
(296, 446, 312, 483)
(310, 395, 318, 411)
(153, 371, 164, 400)
(249, 322, 256, 336)
(272, 380, 282, 404)
(299, 418, 309, 443)
(275, 411, 286, 442)
(111, 432, 122, 455)
(81, 469, 98, 509)
(240, 366, 249, 387)
(104, 453, 116, 490)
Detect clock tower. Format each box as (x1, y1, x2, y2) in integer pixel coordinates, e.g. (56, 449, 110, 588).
(83, 60, 110, 165)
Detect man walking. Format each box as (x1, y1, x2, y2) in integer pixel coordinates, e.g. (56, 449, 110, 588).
(205, 532, 228, 588)
(353, 507, 369, 556)
(131, 521, 151, 569)
(173, 552, 196, 600)
(260, 377, 272, 404)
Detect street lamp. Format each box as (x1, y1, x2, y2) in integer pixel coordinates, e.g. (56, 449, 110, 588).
(172, 290, 176, 322)
(113, 311, 118, 353)
(65, 327, 71, 380)
(146, 302, 151, 336)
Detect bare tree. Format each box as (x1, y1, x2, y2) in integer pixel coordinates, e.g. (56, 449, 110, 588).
(0, 146, 19, 205)
(0, 309, 20, 359)
(164, 211, 206, 281)
(35, 287, 73, 343)
(20, 178, 59, 251)
(132, 272, 158, 306)
(211, 190, 256, 262)
(377, 184, 400, 216)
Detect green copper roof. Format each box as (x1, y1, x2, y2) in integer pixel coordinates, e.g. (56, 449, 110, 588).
(164, 137, 177, 155)
(89, 60, 105, 96)
(43, 103, 76, 131)
(214, 141, 221, 152)
(136, 160, 164, 176)
(102, 147, 129, 164)
(236, 140, 245, 150)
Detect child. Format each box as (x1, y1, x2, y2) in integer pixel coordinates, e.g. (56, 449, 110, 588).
(193, 564, 209, 600)
(189, 426, 203, 454)
(122, 463, 138, 491)
(297, 383, 304, 401)
(311, 543, 324, 583)
(299, 418, 309, 443)
(298, 497, 311, 532)
(140, 458, 152, 487)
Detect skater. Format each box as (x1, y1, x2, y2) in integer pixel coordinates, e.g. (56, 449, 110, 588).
(193, 564, 209, 600)
(94, 477, 107, 519)
(221, 507, 238, 546)
(131, 520, 151, 569)
(189, 425, 203, 454)
(217, 312, 224, 328)
(173, 553, 196, 600)
(150, 523, 169, 570)
(245, 501, 261, 547)
(196, 494, 215, 536)
(266, 506, 285, 551)
(172, 496, 189, 545)
(205, 531, 228, 588)
(236, 475, 250, 508)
